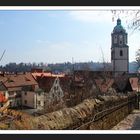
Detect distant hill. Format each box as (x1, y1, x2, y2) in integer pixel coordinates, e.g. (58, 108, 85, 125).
(0, 61, 138, 73)
(129, 61, 138, 73)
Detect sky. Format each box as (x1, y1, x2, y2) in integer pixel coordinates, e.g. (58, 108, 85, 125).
(0, 9, 139, 66)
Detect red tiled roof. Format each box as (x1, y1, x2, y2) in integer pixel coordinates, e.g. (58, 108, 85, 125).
(0, 72, 38, 89)
(34, 75, 71, 92)
(95, 78, 114, 93)
(37, 76, 56, 92)
(129, 77, 140, 91)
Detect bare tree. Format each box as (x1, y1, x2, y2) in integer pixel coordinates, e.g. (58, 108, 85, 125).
(111, 10, 140, 33)
(99, 46, 112, 79)
(136, 48, 140, 70)
(0, 50, 6, 63)
(100, 46, 106, 71)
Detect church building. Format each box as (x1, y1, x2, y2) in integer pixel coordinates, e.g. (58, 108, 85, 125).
(111, 18, 129, 76)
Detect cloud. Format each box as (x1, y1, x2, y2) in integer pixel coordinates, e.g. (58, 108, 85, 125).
(36, 39, 50, 44)
(69, 11, 113, 24)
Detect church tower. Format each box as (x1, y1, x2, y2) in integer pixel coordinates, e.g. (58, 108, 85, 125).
(111, 18, 129, 76)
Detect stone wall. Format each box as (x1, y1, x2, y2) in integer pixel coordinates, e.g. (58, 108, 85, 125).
(78, 104, 129, 130)
(0, 93, 137, 130)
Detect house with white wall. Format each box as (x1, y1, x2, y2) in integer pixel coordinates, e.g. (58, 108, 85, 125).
(0, 72, 39, 108)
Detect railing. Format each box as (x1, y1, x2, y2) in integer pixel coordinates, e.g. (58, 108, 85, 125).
(74, 95, 137, 130)
(137, 92, 140, 109)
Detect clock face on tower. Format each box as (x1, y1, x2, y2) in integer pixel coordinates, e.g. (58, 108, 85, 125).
(119, 35, 123, 39)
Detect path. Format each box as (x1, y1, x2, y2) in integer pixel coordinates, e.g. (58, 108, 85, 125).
(112, 110, 140, 130)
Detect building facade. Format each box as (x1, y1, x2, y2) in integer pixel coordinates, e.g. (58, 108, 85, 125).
(111, 18, 129, 76)
(0, 72, 39, 108)
(21, 90, 46, 110)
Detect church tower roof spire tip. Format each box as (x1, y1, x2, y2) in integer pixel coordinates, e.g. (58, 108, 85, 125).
(117, 18, 121, 25)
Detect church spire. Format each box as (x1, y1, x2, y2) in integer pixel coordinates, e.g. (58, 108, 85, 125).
(117, 18, 121, 25)
(113, 18, 126, 33)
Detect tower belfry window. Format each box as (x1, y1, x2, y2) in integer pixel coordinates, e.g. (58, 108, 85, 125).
(119, 41, 123, 45)
(114, 35, 117, 43)
(119, 35, 123, 45)
(124, 35, 127, 44)
(111, 50, 114, 60)
(120, 50, 123, 56)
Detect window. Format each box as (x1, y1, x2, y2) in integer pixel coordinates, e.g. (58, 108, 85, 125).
(119, 35, 123, 45)
(111, 50, 114, 60)
(9, 101, 12, 107)
(17, 101, 20, 106)
(119, 35, 123, 40)
(24, 100, 27, 104)
(24, 92, 27, 96)
(52, 94, 55, 98)
(114, 35, 117, 43)
(119, 41, 123, 45)
(124, 35, 127, 44)
(54, 86, 58, 91)
(38, 101, 41, 105)
(120, 50, 123, 56)
(9, 91, 14, 96)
